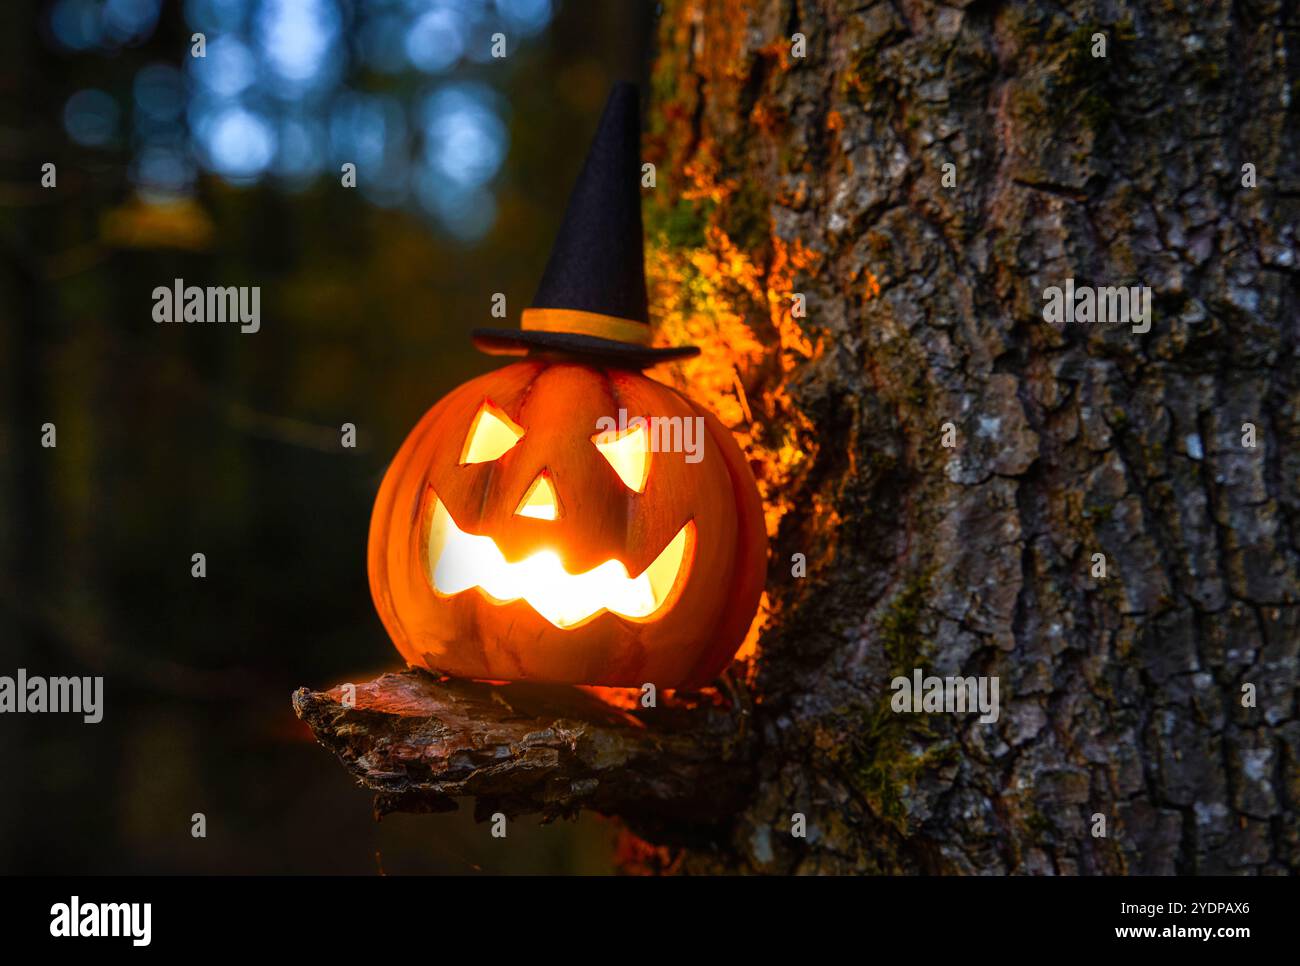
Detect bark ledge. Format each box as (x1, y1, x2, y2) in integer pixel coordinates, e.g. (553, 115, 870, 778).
(291, 670, 754, 845)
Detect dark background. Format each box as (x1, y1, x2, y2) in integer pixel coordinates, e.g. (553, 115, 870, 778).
(1, 0, 655, 874)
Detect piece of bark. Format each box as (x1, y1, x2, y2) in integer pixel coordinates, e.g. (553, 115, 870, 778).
(292, 670, 755, 845)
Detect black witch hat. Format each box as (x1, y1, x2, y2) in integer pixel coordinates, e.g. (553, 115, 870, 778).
(472, 82, 698, 368)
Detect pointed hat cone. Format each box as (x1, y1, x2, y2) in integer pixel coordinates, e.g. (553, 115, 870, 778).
(532, 81, 648, 323)
(473, 82, 698, 367)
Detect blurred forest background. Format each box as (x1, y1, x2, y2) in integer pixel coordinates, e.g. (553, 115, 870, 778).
(0, 0, 655, 874)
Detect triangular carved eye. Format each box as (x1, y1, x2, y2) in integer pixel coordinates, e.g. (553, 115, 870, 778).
(592, 421, 650, 492)
(515, 472, 560, 520)
(460, 402, 524, 465)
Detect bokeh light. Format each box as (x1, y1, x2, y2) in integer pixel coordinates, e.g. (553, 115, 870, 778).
(419, 83, 507, 189)
(49, 0, 104, 51)
(49, 0, 557, 239)
(198, 104, 277, 180)
(63, 88, 121, 147)
(406, 7, 465, 73)
(101, 0, 163, 44)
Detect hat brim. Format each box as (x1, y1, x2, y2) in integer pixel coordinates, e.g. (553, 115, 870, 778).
(472, 328, 700, 367)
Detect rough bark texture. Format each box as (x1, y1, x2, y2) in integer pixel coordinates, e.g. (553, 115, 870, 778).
(638, 0, 1300, 873)
(292, 672, 754, 845)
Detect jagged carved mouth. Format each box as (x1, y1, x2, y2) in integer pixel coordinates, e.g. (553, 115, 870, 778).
(426, 497, 694, 628)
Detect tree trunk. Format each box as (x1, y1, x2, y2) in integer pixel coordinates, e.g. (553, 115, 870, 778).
(640, 0, 1300, 873)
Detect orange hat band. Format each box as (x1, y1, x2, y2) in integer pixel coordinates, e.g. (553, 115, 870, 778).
(521, 308, 651, 346)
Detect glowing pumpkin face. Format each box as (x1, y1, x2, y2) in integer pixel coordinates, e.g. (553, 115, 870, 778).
(367, 360, 767, 688)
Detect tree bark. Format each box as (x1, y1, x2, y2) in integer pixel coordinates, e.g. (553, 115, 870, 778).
(638, 0, 1299, 873)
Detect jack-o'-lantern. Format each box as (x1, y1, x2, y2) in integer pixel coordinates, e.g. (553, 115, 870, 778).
(367, 84, 767, 688)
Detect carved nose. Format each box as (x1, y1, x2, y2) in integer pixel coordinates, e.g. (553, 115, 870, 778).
(515, 471, 560, 520)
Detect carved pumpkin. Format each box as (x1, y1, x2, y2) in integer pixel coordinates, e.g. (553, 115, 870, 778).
(369, 83, 767, 687)
(367, 359, 767, 688)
